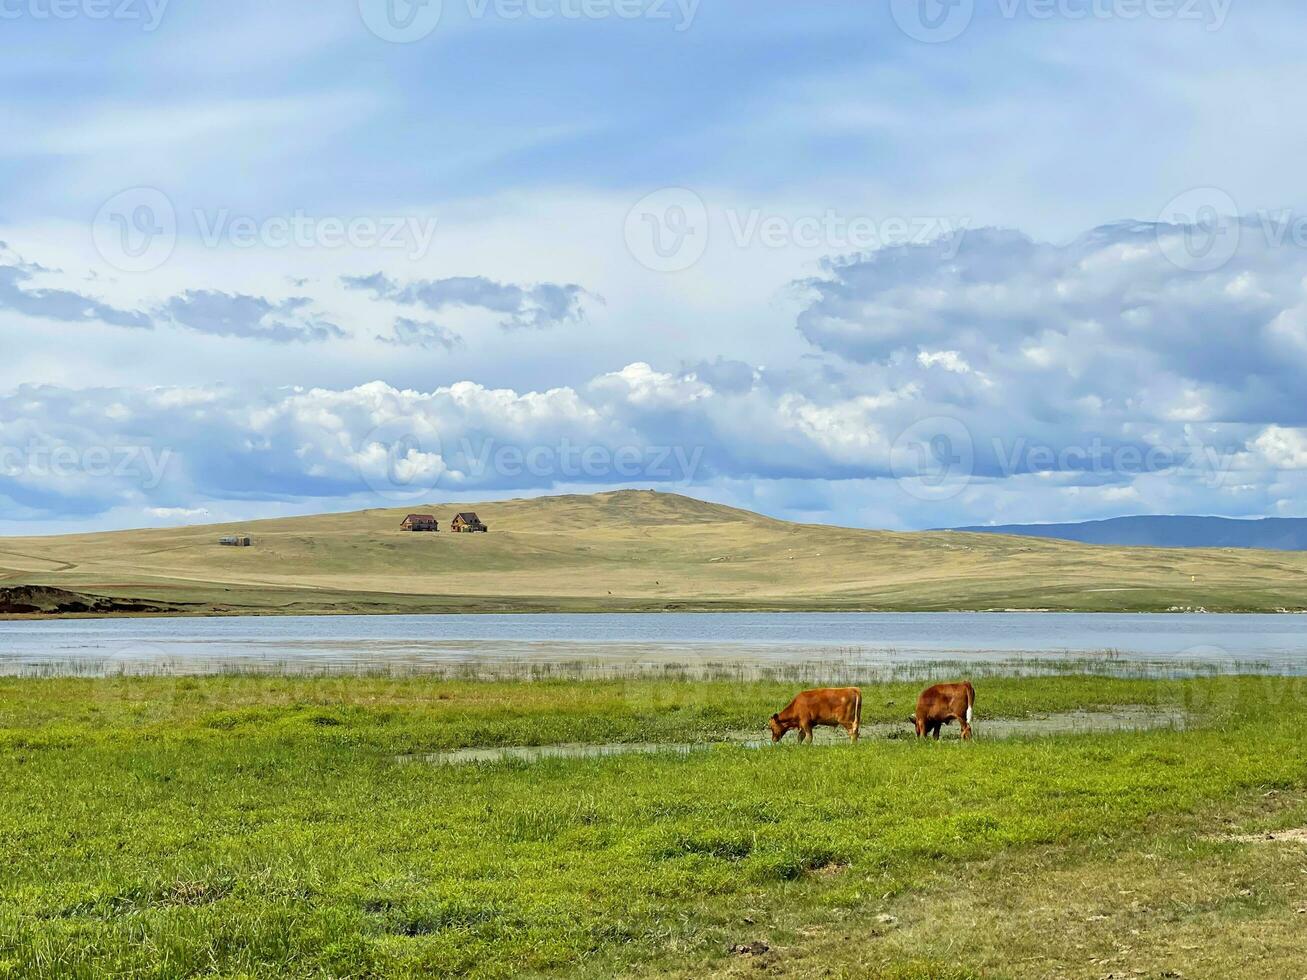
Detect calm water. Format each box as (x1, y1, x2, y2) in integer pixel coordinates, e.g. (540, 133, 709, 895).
(0, 612, 1305, 676)
(399, 708, 1189, 766)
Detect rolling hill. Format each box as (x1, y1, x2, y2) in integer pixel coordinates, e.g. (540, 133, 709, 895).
(1, 490, 1305, 615)
(949, 515, 1307, 551)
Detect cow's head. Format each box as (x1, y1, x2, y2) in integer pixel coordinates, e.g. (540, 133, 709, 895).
(767, 713, 786, 742)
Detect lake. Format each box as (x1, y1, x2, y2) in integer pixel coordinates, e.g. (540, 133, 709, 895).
(1, 612, 1305, 677)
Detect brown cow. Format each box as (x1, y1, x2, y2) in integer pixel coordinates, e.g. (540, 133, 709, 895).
(768, 687, 862, 744)
(910, 681, 975, 740)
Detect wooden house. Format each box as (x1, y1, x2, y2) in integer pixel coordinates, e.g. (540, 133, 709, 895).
(400, 513, 439, 532)
(450, 511, 487, 533)
(219, 535, 252, 547)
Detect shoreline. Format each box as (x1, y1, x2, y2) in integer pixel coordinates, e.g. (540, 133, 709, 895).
(4, 602, 1306, 622)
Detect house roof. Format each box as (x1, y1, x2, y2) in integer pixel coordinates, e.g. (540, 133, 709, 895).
(454, 512, 482, 522)
(402, 513, 436, 521)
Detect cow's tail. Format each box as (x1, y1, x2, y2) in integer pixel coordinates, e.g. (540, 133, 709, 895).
(964, 681, 975, 725)
(854, 687, 863, 725)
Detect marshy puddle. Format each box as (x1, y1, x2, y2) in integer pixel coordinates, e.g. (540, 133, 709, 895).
(398, 707, 1186, 767)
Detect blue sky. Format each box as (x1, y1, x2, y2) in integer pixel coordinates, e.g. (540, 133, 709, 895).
(2, 0, 1307, 533)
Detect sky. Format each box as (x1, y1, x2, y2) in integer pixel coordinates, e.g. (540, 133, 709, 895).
(2, 0, 1307, 533)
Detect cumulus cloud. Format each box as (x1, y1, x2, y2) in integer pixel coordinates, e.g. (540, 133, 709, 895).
(7, 214, 1307, 530)
(0, 245, 151, 329)
(160, 290, 345, 343)
(5, 351, 1301, 528)
(796, 220, 1307, 428)
(343, 272, 594, 330)
(0, 368, 887, 521)
(789, 219, 1307, 492)
(1253, 426, 1307, 469)
(916, 350, 973, 374)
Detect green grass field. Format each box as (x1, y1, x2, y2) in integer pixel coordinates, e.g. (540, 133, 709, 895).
(3, 672, 1307, 977)
(3, 490, 1307, 615)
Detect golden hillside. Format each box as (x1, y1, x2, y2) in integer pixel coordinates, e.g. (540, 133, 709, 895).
(1, 490, 1305, 615)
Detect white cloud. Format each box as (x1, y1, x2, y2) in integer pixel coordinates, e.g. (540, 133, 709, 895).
(797, 220, 1307, 429)
(4, 212, 1307, 530)
(917, 350, 971, 373)
(147, 506, 211, 520)
(1252, 426, 1307, 469)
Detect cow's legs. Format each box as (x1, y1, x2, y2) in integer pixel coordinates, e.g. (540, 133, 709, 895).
(930, 721, 942, 740)
(846, 721, 859, 743)
(799, 723, 813, 743)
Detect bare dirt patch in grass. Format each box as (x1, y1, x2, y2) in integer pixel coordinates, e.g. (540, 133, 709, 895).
(1220, 828, 1307, 845)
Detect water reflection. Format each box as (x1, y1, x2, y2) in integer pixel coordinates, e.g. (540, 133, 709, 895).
(1, 612, 1305, 676)
(398, 708, 1187, 766)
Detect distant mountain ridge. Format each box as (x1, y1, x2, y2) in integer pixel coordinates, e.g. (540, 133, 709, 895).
(948, 515, 1307, 551)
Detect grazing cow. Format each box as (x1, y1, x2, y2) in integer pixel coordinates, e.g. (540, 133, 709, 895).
(910, 681, 975, 740)
(768, 687, 862, 744)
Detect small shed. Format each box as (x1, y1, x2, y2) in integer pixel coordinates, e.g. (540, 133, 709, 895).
(400, 514, 439, 532)
(451, 511, 487, 533)
(219, 535, 252, 547)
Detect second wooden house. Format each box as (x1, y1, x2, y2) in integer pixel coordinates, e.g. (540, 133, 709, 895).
(450, 512, 487, 533)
